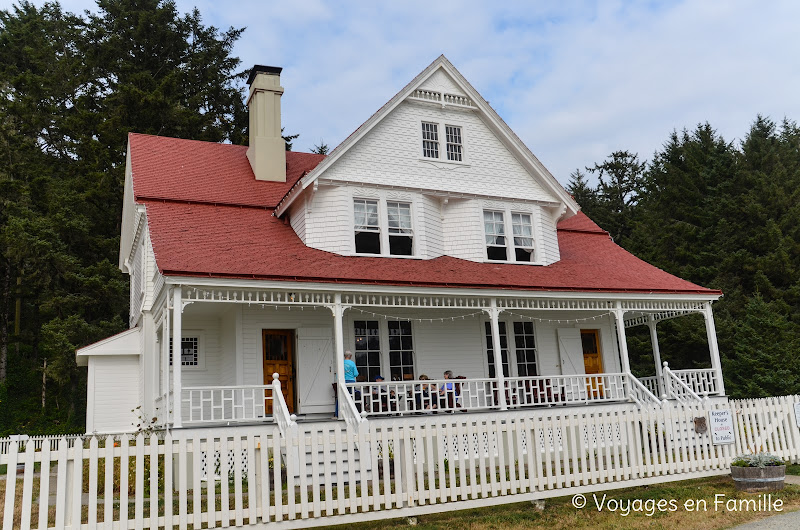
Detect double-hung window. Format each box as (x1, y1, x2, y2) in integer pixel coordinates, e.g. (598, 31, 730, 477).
(387, 201, 413, 255)
(421, 122, 439, 158)
(388, 321, 415, 380)
(511, 213, 535, 262)
(483, 209, 537, 263)
(354, 320, 382, 382)
(354, 199, 381, 254)
(445, 125, 462, 161)
(484, 210, 507, 261)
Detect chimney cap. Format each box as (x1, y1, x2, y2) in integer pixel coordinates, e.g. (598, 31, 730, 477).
(248, 65, 282, 85)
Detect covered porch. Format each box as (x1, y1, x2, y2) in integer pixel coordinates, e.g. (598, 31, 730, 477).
(150, 283, 725, 430)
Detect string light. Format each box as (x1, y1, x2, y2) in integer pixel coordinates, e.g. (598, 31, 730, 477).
(503, 310, 613, 324)
(351, 307, 483, 323)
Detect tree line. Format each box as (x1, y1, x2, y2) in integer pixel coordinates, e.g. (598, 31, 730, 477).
(1, 1, 797, 435)
(568, 119, 800, 398)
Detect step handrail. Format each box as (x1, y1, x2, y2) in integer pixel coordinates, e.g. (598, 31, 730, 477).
(271, 373, 297, 437)
(626, 373, 663, 406)
(662, 362, 703, 403)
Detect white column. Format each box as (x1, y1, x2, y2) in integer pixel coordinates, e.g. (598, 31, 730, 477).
(172, 286, 183, 428)
(613, 305, 631, 374)
(647, 316, 664, 398)
(488, 298, 507, 410)
(162, 307, 170, 424)
(333, 293, 346, 391)
(702, 302, 726, 396)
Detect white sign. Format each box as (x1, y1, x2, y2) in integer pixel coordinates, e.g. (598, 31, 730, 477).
(709, 410, 735, 445)
(794, 402, 800, 428)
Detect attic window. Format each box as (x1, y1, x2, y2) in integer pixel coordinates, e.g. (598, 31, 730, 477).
(484, 210, 507, 261)
(446, 125, 462, 161)
(387, 202, 413, 256)
(421, 122, 439, 158)
(354, 199, 381, 254)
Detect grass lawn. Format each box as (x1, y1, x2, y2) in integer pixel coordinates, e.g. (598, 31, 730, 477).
(324, 476, 800, 530)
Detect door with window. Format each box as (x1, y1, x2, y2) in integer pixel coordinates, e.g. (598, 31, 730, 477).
(580, 329, 603, 398)
(263, 330, 295, 414)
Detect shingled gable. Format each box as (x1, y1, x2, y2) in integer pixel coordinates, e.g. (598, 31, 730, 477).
(274, 55, 579, 218)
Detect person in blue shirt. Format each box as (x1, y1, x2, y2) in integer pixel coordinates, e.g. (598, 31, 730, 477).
(343, 350, 358, 383)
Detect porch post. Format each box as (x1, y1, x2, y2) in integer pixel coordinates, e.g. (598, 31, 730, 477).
(613, 304, 631, 374)
(647, 315, 664, 398)
(702, 302, 726, 396)
(333, 293, 346, 392)
(172, 286, 183, 428)
(488, 298, 507, 411)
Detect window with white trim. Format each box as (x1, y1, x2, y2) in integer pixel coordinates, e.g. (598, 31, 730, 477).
(388, 321, 415, 380)
(485, 321, 510, 378)
(484, 210, 507, 261)
(511, 213, 535, 262)
(354, 320, 382, 382)
(169, 337, 200, 367)
(387, 201, 413, 256)
(354, 199, 381, 254)
(445, 125, 462, 161)
(421, 122, 439, 158)
(513, 321, 538, 376)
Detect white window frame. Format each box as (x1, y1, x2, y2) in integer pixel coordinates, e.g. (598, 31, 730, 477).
(421, 122, 439, 159)
(419, 120, 467, 164)
(386, 201, 414, 256)
(481, 207, 542, 264)
(483, 318, 541, 378)
(352, 196, 417, 258)
(168, 330, 205, 371)
(353, 198, 381, 255)
(348, 317, 417, 381)
(445, 124, 463, 162)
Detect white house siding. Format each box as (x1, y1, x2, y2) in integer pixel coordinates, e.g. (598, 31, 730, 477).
(322, 102, 555, 202)
(289, 198, 307, 244)
(304, 186, 354, 253)
(533, 315, 621, 375)
(219, 309, 237, 387)
(441, 198, 485, 261)
(539, 207, 561, 263)
(418, 195, 444, 258)
(89, 356, 140, 434)
(172, 316, 223, 387)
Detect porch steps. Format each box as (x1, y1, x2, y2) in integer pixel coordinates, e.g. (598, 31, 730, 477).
(282, 421, 372, 484)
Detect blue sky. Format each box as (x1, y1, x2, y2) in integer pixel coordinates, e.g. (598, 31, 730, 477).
(5, 0, 800, 185)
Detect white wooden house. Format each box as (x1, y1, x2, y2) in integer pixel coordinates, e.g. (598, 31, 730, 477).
(76, 56, 725, 435)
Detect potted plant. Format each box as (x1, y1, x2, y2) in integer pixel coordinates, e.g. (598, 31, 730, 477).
(730, 451, 786, 492)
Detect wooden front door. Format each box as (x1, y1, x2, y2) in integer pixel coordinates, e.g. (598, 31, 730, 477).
(581, 329, 604, 398)
(263, 330, 295, 414)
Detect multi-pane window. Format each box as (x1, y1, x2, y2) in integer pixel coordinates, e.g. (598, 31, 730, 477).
(169, 337, 199, 367)
(421, 122, 439, 158)
(484, 322, 510, 378)
(483, 210, 507, 261)
(387, 201, 413, 255)
(388, 321, 415, 381)
(354, 199, 380, 254)
(513, 322, 538, 376)
(512, 213, 534, 262)
(445, 125, 462, 161)
(354, 321, 382, 382)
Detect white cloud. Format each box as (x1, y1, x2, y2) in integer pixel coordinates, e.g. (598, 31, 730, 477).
(5, 0, 800, 184)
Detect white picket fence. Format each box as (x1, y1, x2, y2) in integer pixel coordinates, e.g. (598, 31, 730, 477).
(3, 396, 800, 529)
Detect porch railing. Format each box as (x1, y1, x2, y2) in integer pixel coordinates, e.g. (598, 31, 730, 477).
(271, 373, 297, 437)
(181, 385, 273, 424)
(626, 374, 663, 406)
(505, 373, 636, 407)
(639, 376, 660, 397)
(154, 391, 173, 427)
(662, 362, 703, 403)
(346, 378, 499, 416)
(672, 368, 719, 396)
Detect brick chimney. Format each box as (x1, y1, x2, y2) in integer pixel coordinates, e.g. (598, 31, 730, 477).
(246, 65, 286, 182)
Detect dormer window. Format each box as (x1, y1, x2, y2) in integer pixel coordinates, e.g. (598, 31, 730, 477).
(387, 202, 413, 255)
(445, 125, 462, 161)
(484, 209, 538, 263)
(484, 210, 507, 261)
(421, 122, 439, 158)
(354, 199, 381, 254)
(511, 213, 534, 262)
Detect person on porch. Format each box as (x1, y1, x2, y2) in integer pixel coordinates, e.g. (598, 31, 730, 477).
(373, 375, 394, 413)
(343, 350, 358, 384)
(439, 370, 455, 409)
(415, 374, 436, 412)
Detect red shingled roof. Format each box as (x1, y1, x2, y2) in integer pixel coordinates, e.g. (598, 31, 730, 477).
(129, 133, 325, 208)
(130, 134, 720, 295)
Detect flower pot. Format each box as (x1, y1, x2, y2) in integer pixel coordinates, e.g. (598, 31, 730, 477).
(731, 465, 786, 492)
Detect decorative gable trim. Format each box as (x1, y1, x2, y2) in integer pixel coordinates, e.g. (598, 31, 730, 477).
(274, 55, 579, 219)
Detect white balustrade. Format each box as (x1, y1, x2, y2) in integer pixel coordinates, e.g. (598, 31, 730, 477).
(271, 373, 297, 437)
(182, 385, 273, 424)
(662, 362, 703, 403)
(504, 373, 632, 406)
(672, 368, 719, 396)
(347, 378, 498, 416)
(639, 376, 660, 397)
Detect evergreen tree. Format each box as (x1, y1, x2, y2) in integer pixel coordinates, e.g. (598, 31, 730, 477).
(584, 150, 646, 243)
